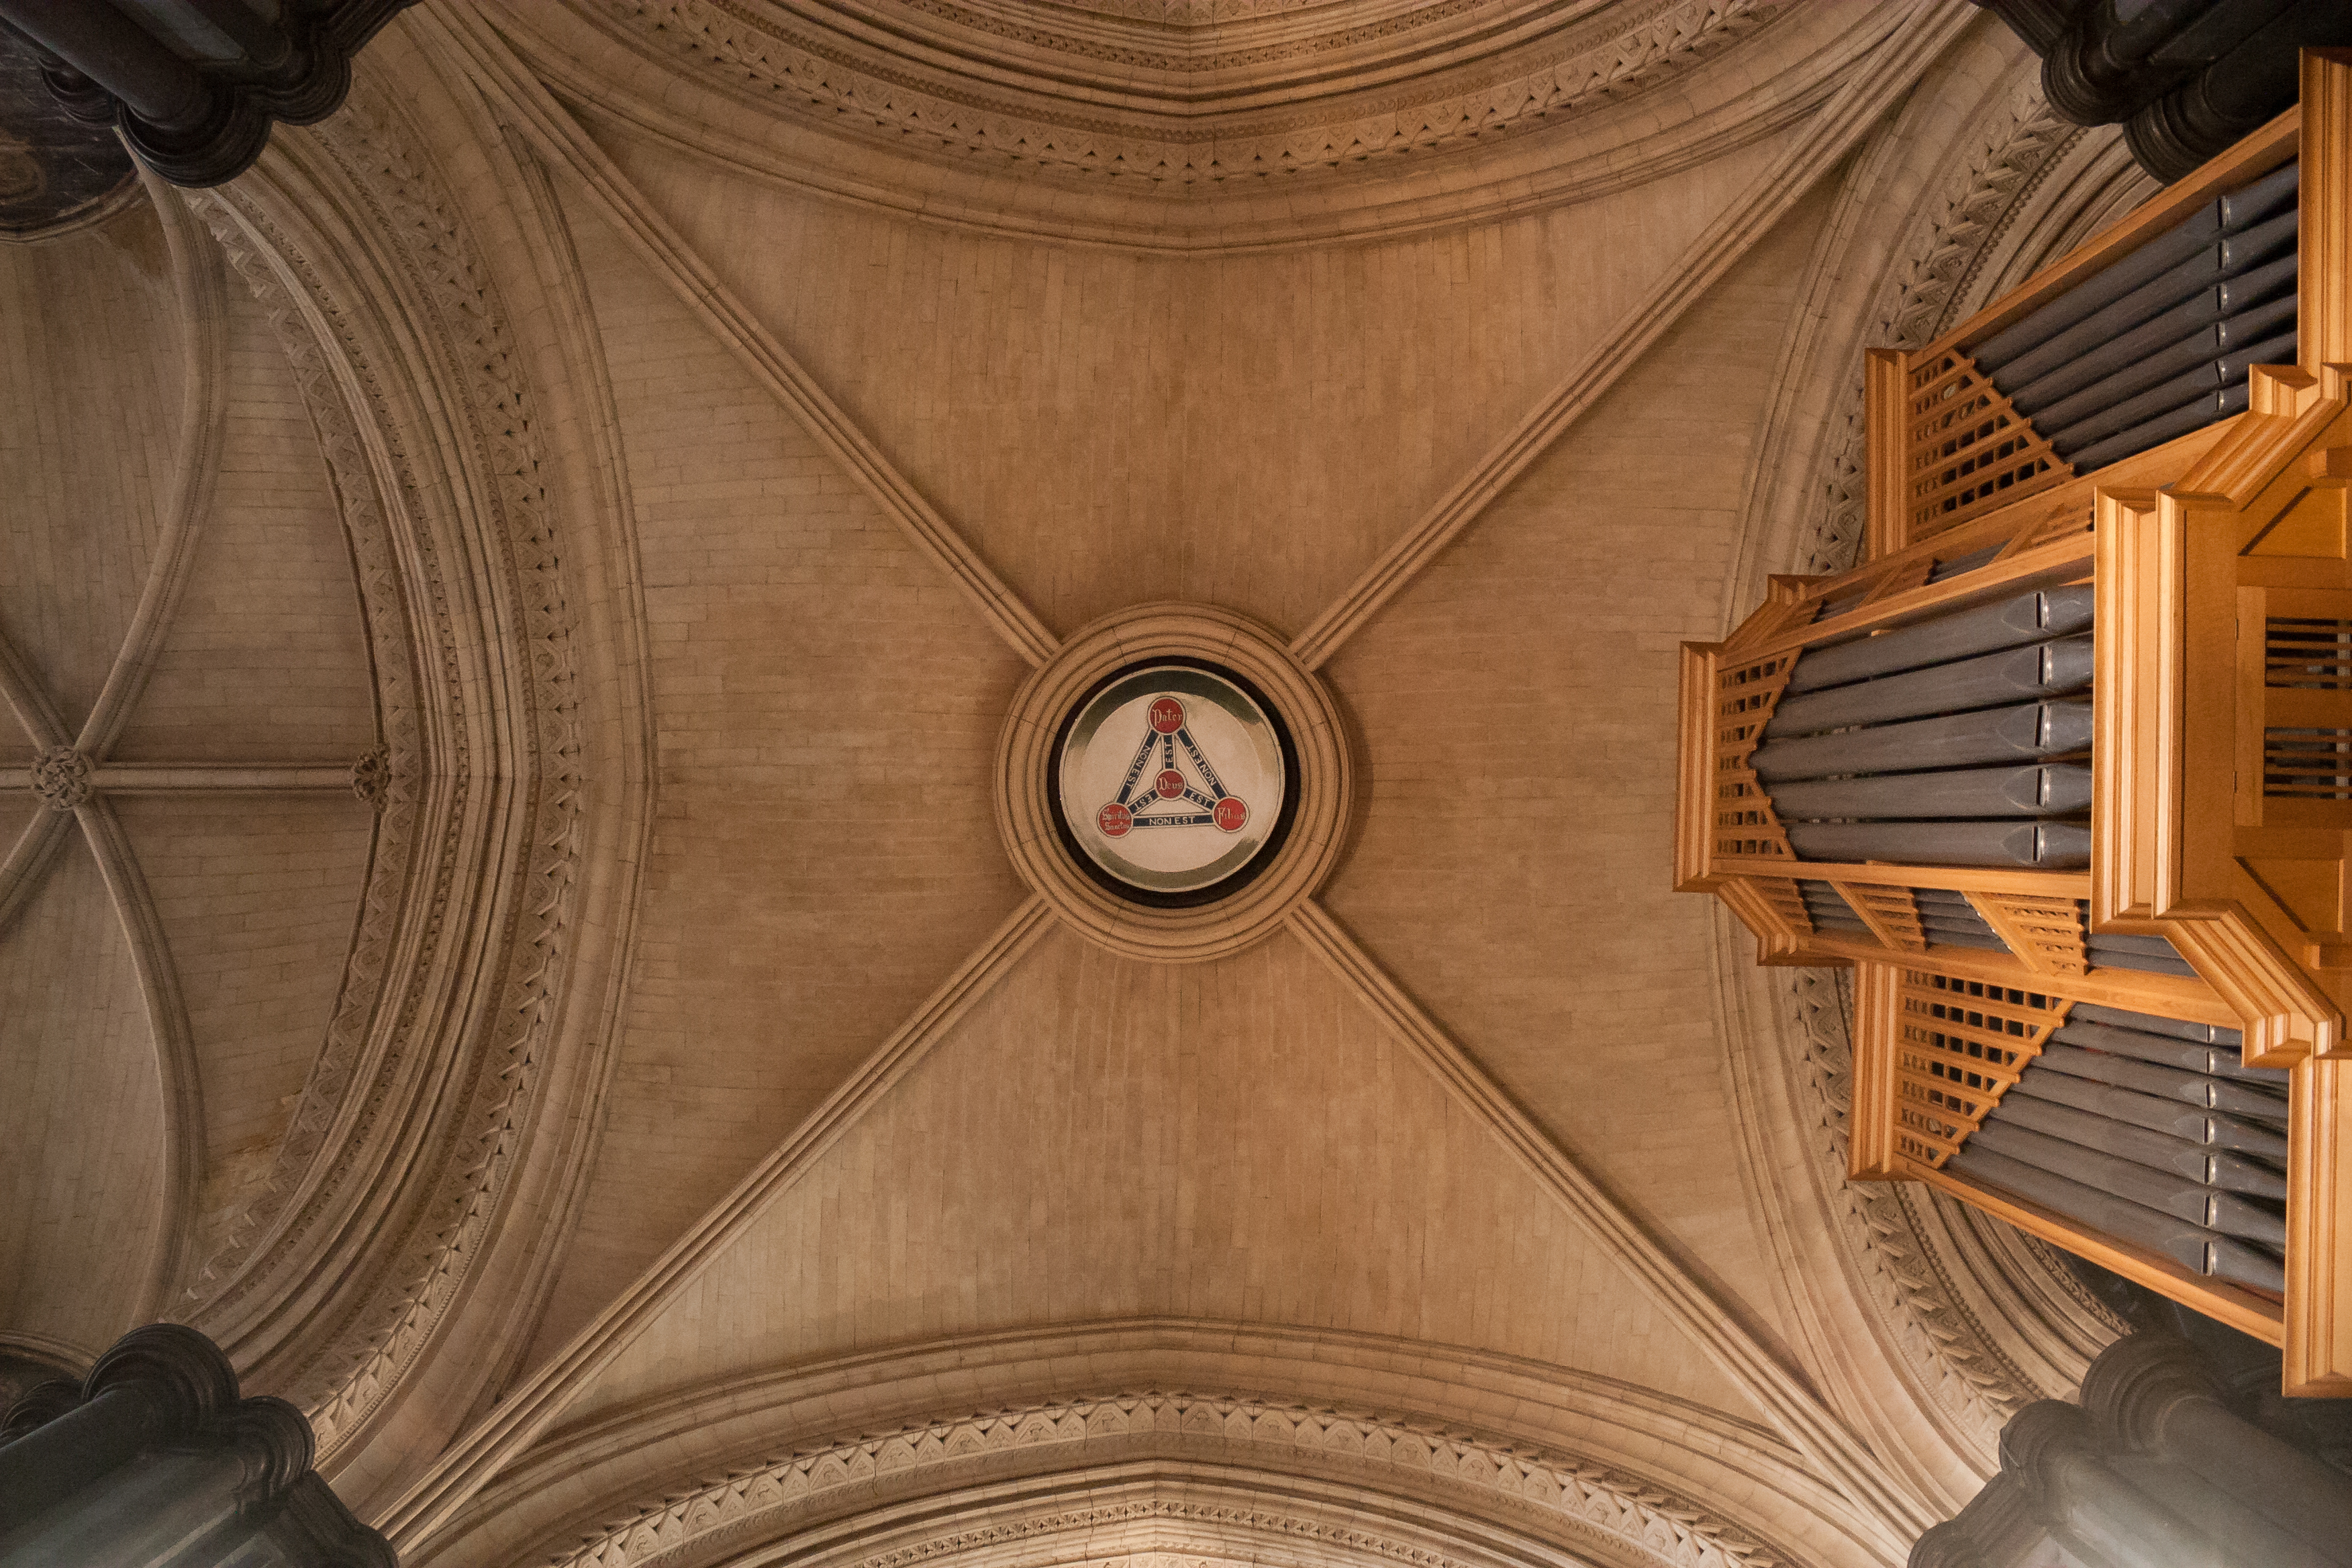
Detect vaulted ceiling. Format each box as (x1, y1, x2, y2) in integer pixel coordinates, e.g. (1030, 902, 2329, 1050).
(0, 3, 2162, 1565)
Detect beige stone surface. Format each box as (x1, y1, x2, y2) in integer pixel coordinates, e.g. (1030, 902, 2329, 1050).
(109, 281, 375, 763)
(520, 192, 1034, 1365)
(566, 922, 1773, 1428)
(0, 202, 180, 733)
(0, 844, 166, 1356)
(0, 5, 2133, 1561)
(593, 120, 1798, 640)
(113, 794, 375, 1265)
(1320, 188, 1839, 1350)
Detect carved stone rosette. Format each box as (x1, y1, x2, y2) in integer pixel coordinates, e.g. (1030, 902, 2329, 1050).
(28, 746, 91, 812)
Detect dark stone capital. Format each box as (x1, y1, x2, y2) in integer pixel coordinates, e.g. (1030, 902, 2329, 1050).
(83, 1322, 239, 1437)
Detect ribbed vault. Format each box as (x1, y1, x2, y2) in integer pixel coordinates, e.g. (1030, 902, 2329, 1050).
(0, 3, 2165, 1565)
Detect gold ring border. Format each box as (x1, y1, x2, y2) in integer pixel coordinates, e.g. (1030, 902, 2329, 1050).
(996, 603, 1352, 964)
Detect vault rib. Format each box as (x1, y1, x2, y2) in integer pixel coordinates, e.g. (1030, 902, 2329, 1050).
(0, 618, 68, 752)
(1284, 897, 1933, 1553)
(417, 1, 1063, 669)
(0, 809, 74, 938)
(73, 794, 205, 1325)
(375, 894, 1059, 1553)
(78, 169, 228, 760)
(1286, 0, 1978, 673)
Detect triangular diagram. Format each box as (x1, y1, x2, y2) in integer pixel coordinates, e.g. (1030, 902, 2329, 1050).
(1096, 695, 1249, 837)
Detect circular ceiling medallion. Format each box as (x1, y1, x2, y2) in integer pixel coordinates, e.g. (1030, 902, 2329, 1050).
(998, 603, 1351, 963)
(1053, 663, 1294, 905)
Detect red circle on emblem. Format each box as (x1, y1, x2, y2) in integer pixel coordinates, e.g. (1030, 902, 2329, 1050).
(1213, 796, 1247, 832)
(1097, 803, 1132, 837)
(1148, 697, 1185, 734)
(1155, 769, 1185, 799)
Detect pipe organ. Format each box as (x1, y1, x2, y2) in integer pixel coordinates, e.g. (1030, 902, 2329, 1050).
(1678, 51, 2352, 1396)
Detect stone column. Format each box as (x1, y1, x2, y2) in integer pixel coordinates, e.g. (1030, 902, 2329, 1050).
(2084, 1332, 2352, 1563)
(2000, 1400, 2230, 1568)
(1911, 1328, 2352, 1568)
(0, 1324, 236, 1530)
(0, 1324, 393, 1568)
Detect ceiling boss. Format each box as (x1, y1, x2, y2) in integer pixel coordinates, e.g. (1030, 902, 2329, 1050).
(995, 603, 1351, 963)
(1055, 663, 1291, 903)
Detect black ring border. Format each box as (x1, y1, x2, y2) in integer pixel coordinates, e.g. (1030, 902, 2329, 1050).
(1047, 656, 1302, 910)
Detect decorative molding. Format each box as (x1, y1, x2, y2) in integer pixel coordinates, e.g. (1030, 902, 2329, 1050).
(580, 0, 1794, 189)
(1287, 0, 1975, 673)
(424, 1, 1060, 665)
(177, 183, 439, 1336)
(995, 603, 1350, 964)
(379, 897, 1058, 1549)
(171, 66, 591, 1465)
(350, 746, 389, 808)
(1285, 899, 1928, 1550)
(540, 1393, 1795, 1568)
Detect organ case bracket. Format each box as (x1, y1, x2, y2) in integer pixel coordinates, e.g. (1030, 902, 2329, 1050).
(1677, 56, 2352, 1395)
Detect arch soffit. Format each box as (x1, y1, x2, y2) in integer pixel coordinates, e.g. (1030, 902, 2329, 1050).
(415, 1324, 1886, 1568)
(152, 38, 652, 1509)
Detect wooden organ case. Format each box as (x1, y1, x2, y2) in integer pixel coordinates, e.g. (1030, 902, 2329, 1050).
(1677, 53, 2352, 1396)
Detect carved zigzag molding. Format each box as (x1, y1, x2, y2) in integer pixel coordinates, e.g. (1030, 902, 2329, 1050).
(593, 0, 1794, 186)
(548, 1393, 1791, 1568)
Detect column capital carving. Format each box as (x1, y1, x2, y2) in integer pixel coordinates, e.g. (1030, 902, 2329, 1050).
(1995, 1399, 2096, 1493)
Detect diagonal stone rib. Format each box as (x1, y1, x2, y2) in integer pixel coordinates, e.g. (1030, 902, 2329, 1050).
(0, 616, 69, 752)
(377, 895, 1058, 1552)
(1287, 0, 1979, 672)
(75, 794, 206, 1324)
(0, 807, 74, 938)
(415, 1, 1061, 669)
(78, 169, 229, 761)
(1285, 897, 1932, 1551)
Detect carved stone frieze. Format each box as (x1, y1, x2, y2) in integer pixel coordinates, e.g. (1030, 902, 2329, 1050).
(587, 0, 1794, 187)
(547, 1392, 1793, 1568)
(179, 192, 436, 1327)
